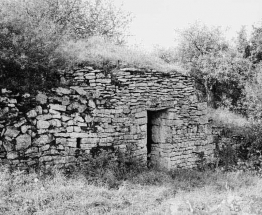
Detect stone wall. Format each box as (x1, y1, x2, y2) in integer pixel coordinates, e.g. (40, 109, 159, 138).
(0, 66, 213, 169)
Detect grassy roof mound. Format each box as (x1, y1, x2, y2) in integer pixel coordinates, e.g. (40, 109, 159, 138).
(58, 37, 186, 74)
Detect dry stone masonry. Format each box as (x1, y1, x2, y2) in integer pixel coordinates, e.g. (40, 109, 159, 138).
(0, 66, 215, 169)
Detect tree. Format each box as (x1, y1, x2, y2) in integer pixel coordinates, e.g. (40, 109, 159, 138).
(176, 23, 250, 109)
(0, 0, 131, 92)
(249, 23, 262, 64)
(71, 0, 131, 42)
(236, 26, 251, 58)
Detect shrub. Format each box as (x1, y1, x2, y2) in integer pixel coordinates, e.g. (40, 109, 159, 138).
(209, 107, 262, 173)
(77, 149, 145, 188)
(242, 64, 262, 120)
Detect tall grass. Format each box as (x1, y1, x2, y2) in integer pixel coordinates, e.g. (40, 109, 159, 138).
(1, 164, 262, 215)
(58, 36, 186, 73)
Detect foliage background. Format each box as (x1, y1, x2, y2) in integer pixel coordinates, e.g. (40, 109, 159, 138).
(0, 0, 131, 92)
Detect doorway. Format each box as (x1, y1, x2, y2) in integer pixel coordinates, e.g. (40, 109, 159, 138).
(147, 109, 168, 167)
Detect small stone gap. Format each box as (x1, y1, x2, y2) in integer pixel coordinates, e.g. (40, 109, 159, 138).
(76, 138, 81, 148)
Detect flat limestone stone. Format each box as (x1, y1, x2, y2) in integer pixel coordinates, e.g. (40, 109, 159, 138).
(5, 127, 20, 138)
(36, 93, 47, 104)
(49, 104, 66, 112)
(34, 134, 53, 146)
(7, 152, 18, 160)
(16, 134, 31, 150)
(27, 110, 37, 118)
(71, 86, 87, 95)
(55, 87, 71, 95)
(37, 120, 50, 129)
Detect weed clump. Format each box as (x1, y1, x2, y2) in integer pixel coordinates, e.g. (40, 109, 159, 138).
(76, 149, 146, 188)
(208, 108, 262, 174)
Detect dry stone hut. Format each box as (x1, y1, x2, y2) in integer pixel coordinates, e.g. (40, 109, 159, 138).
(0, 66, 214, 170)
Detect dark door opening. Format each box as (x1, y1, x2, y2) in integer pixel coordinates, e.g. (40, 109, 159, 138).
(147, 109, 168, 166)
(147, 111, 154, 163)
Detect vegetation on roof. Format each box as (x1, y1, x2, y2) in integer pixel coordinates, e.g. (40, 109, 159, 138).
(58, 36, 186, 74)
